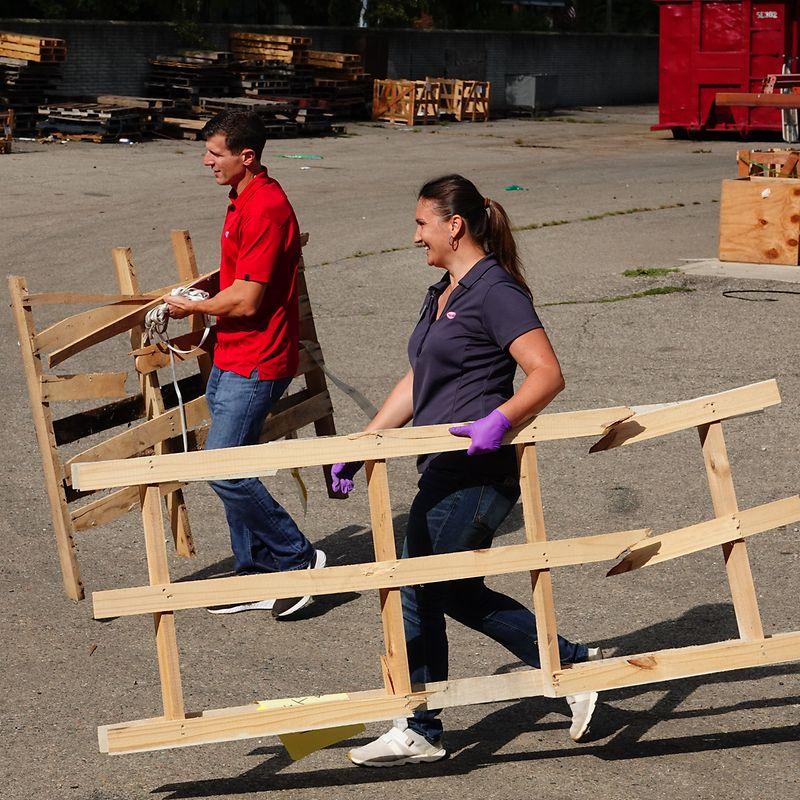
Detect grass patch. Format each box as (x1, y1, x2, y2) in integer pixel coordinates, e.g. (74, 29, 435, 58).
(622, 267, 680, 278)
(541, 286, 694, 307)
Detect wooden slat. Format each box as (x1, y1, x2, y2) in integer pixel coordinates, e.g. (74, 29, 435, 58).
(9, 276, 84, 600)
(366, 460, 411, 695)
(114, 247, 194, 558)
(551, 631, 800, 696)
(517, 443, 561, 693)
(141, 486, 184, 718)
(72, 405, 633, 491)
(716, 92, 800, 108)
(98, 629, 800, 754)
(46, 271, 219, 367)
(40, 372, 128, 402)
(608, 496, 800, 575)
(71, 482, 185, 532)
(699, 421, 764, 641)
(91, 528, 649, 619)
(589, 380, 780, 452)
(25, 292, 156, 305)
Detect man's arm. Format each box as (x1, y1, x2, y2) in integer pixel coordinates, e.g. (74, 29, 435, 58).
(163, 279, 266, 319)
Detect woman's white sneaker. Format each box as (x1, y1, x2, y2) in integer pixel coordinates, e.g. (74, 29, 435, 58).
(347, 726, 446, 767)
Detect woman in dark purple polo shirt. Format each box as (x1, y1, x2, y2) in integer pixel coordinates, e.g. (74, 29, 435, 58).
(333, 174, 600, 767)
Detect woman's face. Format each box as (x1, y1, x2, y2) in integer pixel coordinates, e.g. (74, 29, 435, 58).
(414, 197, 454, 268)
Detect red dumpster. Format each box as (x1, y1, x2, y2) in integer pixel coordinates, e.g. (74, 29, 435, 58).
(653, 0, 800, 137)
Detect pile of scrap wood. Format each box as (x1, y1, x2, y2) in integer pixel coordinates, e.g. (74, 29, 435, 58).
(230, 32, 309, 63)
(0, 31, 66, 136)
(37, 102, 160, 142)
(144, 52, 231, 104)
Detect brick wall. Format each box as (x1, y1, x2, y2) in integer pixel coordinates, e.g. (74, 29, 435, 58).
(0, 19, 657, 108)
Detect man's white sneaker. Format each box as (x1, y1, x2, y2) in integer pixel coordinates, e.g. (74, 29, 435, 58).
(206, 598, 275, 614)
(566, 646, 603, 742)
(347, 726, 446, 767)
(272, 549, 327, 619)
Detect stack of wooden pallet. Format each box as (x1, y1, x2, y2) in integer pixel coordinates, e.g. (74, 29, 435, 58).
(145, 53, 230, 104)
(230, 59, 314, 98)
(198, 96, 298, 138)
(37, 102, 156, 142)
(303, 50, 371, 119)
(0, 31, 66, 63)
(0, 31, 66, 137)
(229, 32, 309, 64)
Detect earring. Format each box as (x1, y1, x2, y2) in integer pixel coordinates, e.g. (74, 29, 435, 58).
(448, 235, 458, 250)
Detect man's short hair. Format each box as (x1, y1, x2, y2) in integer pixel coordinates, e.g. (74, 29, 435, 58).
(202, 111, 267, 160)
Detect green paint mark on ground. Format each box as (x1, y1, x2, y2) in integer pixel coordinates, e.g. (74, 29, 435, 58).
(622, 267, 681, 278)
(541, 286, 694, 307)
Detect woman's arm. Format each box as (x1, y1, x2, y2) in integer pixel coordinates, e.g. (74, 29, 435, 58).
(364, 369, 414, 431)
(497, 327, 565, 426)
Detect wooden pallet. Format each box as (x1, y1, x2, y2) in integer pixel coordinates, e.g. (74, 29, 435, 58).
(10, 230, 339, 601)
(0, 31, 67, 63)
(372, 79, 440, 126)
(68, 380, 800, 757)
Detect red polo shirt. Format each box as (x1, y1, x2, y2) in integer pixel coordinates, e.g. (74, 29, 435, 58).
(214, 170, 301, 380)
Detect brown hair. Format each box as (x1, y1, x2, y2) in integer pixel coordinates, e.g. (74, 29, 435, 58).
(418, 174, 531, 296)
(202, 111, 267, 160)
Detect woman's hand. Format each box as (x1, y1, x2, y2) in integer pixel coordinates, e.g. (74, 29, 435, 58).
(449, 409, 511, 455)
(331, 462, 364, 495)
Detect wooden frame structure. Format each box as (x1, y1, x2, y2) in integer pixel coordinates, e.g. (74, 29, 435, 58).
(372, 79, 440, 126)
(69, 379, 800, 756)
(737, 148, 800, 178)
(10, 230, 338, 601)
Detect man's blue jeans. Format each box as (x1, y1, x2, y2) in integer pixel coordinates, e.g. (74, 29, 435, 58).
(401, 470, 589, 743)
(205, 365, 315, 575)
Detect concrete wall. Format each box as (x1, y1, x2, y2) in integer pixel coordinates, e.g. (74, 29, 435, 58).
(0, 19, 657, 108)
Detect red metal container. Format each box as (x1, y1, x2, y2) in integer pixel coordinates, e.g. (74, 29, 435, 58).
(653, 0, 800, 137)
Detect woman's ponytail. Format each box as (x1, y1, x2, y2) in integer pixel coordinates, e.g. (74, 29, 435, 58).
(484, 198, 530, 296)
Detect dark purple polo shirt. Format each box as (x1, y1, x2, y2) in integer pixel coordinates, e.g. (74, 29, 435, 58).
(408, 254, 543, 479)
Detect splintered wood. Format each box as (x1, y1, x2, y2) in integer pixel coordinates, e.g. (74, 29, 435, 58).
(10, 229, 338, 600)
(70, 379, 800, 756)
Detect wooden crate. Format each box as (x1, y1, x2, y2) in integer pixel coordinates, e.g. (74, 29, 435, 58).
(737, 149, 800, 178)
(454, 79, 490, 122)
(372, 79, 439, 125)
(719, 177, 800, 265)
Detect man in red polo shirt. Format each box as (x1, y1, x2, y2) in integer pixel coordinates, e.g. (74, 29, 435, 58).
(164, 111, 324, 619)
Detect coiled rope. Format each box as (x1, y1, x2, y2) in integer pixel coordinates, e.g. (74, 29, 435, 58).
(143, 287, 214, 452)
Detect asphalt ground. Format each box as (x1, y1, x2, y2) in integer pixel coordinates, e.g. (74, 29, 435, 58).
(2, 106, 799, 800)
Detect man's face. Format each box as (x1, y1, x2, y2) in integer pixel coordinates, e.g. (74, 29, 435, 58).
(202, 133, 248, 186)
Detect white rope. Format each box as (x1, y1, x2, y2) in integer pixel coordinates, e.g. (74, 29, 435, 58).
(144, 287, 214, 453)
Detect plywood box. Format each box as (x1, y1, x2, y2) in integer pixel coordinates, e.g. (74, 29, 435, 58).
(719, 177, 800, 265)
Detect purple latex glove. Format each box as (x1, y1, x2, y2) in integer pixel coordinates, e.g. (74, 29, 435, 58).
(449, 409, 512, 455)
(331, 461, 364, 495)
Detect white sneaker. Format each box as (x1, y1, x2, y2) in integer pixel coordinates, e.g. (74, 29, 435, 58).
(271, 549, 327, 619)
(348, 725, 446, 767)
(206, 598, 275, 614)
(566, 646, 603, 742)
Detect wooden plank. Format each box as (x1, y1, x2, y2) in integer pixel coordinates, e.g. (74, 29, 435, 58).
(718, 178, 800, 266)
(608, 496, 800, 575)
(170, 230, 213, 385)
(25, 292, 156, 305)
(114, 247, 194, 558)
(365, 460, 411, 695)
(91, 528, 649, 618)
(589, 380, 780, 452)
(46, 270, 219, 367)
(141, 486, 184, 719)
(71, 482, 185, 532)
(40, 372, 128, 402)
(699, 421, 764, 641)
(716, 92, 800, 108)
(98, 629, 800, 754)
(551, 631, 800, 696)
(8, 276, 84, 601)
(517, 443, 561, 693)
(72, 405, 633, 491)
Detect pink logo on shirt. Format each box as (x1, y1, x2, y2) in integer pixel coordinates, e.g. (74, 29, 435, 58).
(446, 311, 457, 320)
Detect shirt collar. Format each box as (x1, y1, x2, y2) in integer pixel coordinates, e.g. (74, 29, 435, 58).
(227, 169, 269, 211)
(458, 254, 498, 288)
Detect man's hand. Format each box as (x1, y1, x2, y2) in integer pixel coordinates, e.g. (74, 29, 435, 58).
(163, 293, 197, 320)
